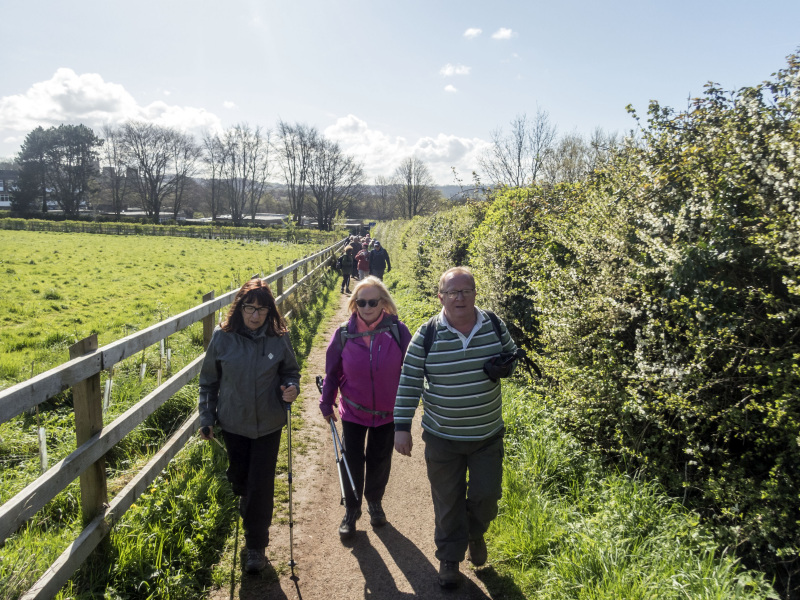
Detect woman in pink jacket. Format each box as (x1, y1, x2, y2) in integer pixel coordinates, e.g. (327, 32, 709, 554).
(320, 276, 412, 539)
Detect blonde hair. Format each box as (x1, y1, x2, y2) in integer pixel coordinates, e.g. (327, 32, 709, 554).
(438, 266, 475, 292)
(348, 276, 399, 315)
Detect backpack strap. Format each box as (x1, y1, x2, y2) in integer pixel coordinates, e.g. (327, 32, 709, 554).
(484, 310, 503, 344)
(421, 311, 503, 378)
(339, 317, 402, 351)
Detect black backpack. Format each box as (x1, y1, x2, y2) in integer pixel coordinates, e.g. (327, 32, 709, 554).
(338, 317, 402, 353)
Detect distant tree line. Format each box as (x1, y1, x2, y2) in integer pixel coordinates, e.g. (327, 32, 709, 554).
(5, 109, 622, 227)
(6, 120, 453, 228)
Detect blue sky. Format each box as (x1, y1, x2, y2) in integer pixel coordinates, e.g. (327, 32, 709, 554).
(1, 0, 798, 183)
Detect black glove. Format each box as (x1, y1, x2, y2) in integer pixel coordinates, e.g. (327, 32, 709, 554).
(483, 348, 526, 382)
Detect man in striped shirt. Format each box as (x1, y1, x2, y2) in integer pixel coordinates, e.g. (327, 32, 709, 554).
(394, 266, 518, 589)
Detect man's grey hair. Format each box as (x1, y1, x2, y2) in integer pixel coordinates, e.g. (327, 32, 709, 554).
(438, 266, 475, 292)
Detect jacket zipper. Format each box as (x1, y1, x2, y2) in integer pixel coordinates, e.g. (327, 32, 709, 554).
(369, 336, 376, 427)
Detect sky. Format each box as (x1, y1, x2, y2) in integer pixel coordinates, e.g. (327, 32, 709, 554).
(1, 0, 798, 184)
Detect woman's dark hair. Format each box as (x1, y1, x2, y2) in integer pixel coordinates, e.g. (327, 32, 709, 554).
(221, 278, 287, 336)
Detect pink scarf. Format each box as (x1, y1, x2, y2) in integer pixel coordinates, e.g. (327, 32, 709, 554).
(355, 310, 388, 346)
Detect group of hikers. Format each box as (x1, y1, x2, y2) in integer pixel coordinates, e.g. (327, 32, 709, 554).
(336, 234, 391, 293)
(198, 254, 520, 590)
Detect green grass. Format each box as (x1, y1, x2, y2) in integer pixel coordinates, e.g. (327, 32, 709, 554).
(486, 384, 778, 599)
(0, 229, 325, 384)
(0, 231, 339, 600)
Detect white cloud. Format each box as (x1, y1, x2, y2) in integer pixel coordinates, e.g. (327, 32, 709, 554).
(0, 68, 223, 144)
(491, 27, 515, 40)
(463, 28, 482, 39)
(439, 63, 471, 77)
(324, 114, 490, 184)
(223, 100, 239, 110)
(444, 85, 458, 93)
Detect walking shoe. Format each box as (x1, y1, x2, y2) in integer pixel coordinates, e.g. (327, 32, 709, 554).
(468, 535, 487, 566)
(338, 507, 362, 539)
(245, 548, 266, 573)
(367, 500, 387, 527)
(438, 560, 461, 589)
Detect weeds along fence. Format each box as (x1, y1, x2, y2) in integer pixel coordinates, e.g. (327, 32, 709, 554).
(0, 238, 345, 600)
(0, 218, 342, 244)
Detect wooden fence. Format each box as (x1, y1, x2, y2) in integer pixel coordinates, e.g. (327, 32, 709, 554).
(0, 238, 345, 599)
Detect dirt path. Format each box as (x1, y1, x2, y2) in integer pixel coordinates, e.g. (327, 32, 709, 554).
(216, 292, 496, 600)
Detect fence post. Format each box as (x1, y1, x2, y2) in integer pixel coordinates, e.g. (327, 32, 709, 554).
(202, 291, 215, 350)
(69, 335, 108, 527)
(276, 265, 284, 298)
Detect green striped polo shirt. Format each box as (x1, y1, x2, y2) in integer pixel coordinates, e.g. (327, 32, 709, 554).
(394, 308, 517, 441)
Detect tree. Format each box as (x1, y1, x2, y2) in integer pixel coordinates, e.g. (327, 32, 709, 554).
(167, 131, 201, 220)
(394, 157, 439, 218)
(209, 124, 272, 225)
(15, 124, 102, 218)
(371, 175, 398, 220)
(479, 110, 557, 187)
(202, 131, 225, 220)
(99, 124, 131, 216)
(276, 121, 316, 223)
(121, 121, 181, 223)
(15, 127, 51, 213)
(307, 136, 364, 230)
(541, 132, 590, 185)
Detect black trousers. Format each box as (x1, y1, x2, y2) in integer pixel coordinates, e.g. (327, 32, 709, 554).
(341, 420, 394, 510)
(341, 273, 351, 290)
(223, 428, 282, 549)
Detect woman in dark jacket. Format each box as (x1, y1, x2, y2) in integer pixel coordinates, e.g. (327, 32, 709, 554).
(320, 276, 412, 539)
(198, 278, 300, 573)
(339, 245, 355, 294)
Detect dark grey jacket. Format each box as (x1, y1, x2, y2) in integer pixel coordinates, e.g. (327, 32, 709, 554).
(198, 325, 301, 439)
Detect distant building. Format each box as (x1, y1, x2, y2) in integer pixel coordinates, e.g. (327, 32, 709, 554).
(0, 170, 18, 209)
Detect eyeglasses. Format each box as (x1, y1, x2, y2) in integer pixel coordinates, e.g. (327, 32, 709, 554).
(242, 305, 270, 315)
(356, 298, 380, 308)
(442, 289, 476, 299)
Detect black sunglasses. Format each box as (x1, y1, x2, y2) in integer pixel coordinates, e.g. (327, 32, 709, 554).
(356, 299, 380, 308)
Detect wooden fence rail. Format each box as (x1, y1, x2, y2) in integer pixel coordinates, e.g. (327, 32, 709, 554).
(0, 237, 345, 599)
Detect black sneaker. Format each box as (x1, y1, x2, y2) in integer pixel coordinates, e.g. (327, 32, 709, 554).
(438, 560, 460, 589)
(338, 507, 362, 539)
(367, 500, 387, 527)
(468, 535, 487, 566)
(245, 548, 266, 573)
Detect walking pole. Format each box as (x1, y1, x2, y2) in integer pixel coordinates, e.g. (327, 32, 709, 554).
(331, 422, 359, 503)
(285, 402, 297, 571)
(329, 420, 347, 504)
(316, 376, 359, 503)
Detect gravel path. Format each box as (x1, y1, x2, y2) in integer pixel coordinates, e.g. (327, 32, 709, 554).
(214, 292, 496, 599)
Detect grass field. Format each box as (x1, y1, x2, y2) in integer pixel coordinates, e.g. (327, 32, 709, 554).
(0, 229, 340, 599)
(0, 230, 326, 385)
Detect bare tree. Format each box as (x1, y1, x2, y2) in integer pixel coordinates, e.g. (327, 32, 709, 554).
(394, 156, 438, 218)
(214, 124, 272, 225)
(479, 110, 557, 187)
(202, 130, 226, 220)
(276, 121, 316, 223)
(371, 175, 398, 220)
(307, 136, 364, 230)
(121, 121, 180, 223)
(587, 127, 619, 173)
(99, 124, 130, 216)
(542, 132, 590, 185)
(168, 131, 201, 220)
